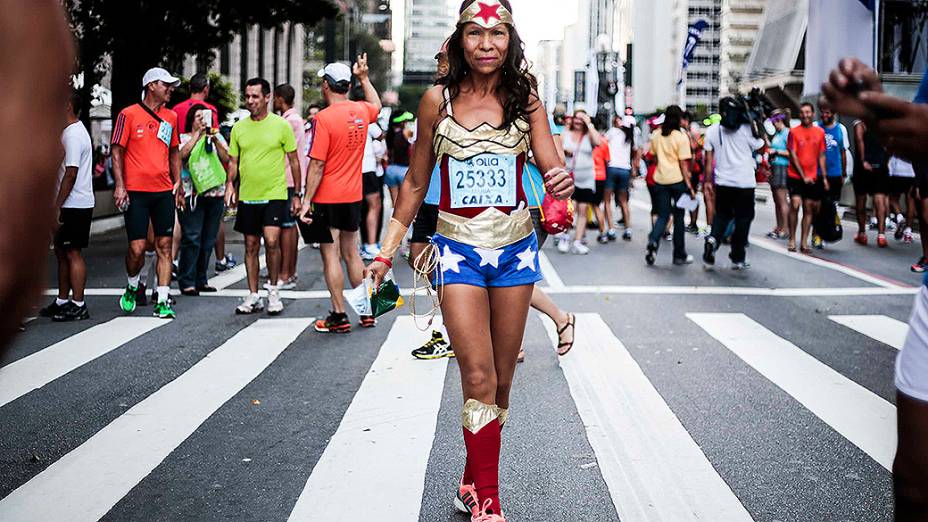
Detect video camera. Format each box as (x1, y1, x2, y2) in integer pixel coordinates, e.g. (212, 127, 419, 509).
(720, 88, 775, 138)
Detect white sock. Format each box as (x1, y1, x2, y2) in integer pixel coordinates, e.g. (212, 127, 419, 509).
(906, 227, 913, 234)
(268, 285, 278, 293)
(56, 298, 69, 306)
(156, 286, 169, 304)
(128, 273, 141, 289)
(140, 252, 155, 286)
(73, 300, 84, 307)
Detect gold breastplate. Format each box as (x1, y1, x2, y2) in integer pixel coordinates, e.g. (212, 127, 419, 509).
(432, 116, 531, 161)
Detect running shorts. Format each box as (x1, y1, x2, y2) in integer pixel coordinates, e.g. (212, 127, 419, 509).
(769, 164, 788, 189)
(234, 200, 288, 236)
(362, 171, 383, 196)
(898, 285, 928, 402)
(431, 232, 542, 288)
(411, 203, 439, 244)
(573, 186, 603, 205)
(125, 190, 174, 242)
(890, 176, 915, 197)
(787, 177, 824, 201)
(55, 207, 93, 249)
(298, 201, 362, 244)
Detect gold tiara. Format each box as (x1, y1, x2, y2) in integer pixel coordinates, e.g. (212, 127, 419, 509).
(458, 0, 514, 29)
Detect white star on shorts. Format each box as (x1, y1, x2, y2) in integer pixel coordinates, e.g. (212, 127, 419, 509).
(440, 245, 466, 273)
(474, 247, 504, 268)
(516, 247, 537, 271)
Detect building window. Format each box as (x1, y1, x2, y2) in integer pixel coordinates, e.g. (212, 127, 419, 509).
(880, 0, 928, 74)
(258, 28, 265, 80)
(574, 71, 586, 103)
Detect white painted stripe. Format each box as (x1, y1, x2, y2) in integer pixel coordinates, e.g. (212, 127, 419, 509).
(210, 239, 309, 290)
(829, 314, 909, 350)
(0, 318, 308, 522)
(688, 313, 897, 470)
(288, 316, 448, 521)
(42, 285, 919, 300)
(0, 318, 167, 408)
(537, 251, 565, 289)
(545, 314, 752, 521)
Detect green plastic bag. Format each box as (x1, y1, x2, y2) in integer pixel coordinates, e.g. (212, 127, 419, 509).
(371, 278, 404, 318)
(187, 136, 226, 194)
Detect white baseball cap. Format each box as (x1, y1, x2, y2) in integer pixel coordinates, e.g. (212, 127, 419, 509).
(317, 63, 352, 85)
(142, 67, 181, 88)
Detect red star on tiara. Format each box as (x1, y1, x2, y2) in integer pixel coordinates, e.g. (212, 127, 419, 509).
(474, 2, 502, 24)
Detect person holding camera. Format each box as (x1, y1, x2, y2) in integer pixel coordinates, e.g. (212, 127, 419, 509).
(176, 104, 229, 296)
(701, 97, 767, 270)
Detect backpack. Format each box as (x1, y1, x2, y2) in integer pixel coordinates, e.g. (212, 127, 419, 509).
(814, 197, 844, 243)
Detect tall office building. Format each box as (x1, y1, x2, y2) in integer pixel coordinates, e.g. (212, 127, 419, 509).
(403, 0, 454, 85)
(719, 0, 766, 98)
(681, 0, 722, 114)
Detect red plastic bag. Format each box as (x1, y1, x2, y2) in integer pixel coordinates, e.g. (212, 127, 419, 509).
(540, 195, 574, 234)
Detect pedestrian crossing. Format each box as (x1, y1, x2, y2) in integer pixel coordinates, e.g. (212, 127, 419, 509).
(0, 307, 905, 521)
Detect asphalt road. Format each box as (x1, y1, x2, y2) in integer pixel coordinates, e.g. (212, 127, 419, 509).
(0, 180, 914, 521)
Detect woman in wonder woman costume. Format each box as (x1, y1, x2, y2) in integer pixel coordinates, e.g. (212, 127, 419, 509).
(366, 1, 573, 520)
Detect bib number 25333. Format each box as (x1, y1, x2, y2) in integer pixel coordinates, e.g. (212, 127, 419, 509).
(448, 153, 517, 209)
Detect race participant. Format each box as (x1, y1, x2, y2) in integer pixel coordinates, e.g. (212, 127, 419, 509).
(42, 90, 94, 322)
(701, 97, 767, 270)
(786, 102, 828, 253)
(766, 109, 792, 240)
(112, 67, 184, 319)
(812, 101, 850, 248)
(274, 83, 309, 289)
(823, 57, 928, 521)
(298, 57, 382, 333)
(591, 139, 611, 244)
(361, 121, 386, 260)
(646, 105, 695, 266)
(225, 78, 302, 315)
(604, 115, 639, 241)
(172, 73, 219, 134)
(888, 155, 916, 245)
(365, 1, 574, 519)
(852, 119, 889, 246)
(561, 108, 604, 255)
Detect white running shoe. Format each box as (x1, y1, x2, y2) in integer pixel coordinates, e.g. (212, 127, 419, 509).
(361, 244, 380, 261)
(556, 237, 570, 254)
(267, 288, 284, 315)
(571, 241, 590, 255)
(236, 294, 265, 315)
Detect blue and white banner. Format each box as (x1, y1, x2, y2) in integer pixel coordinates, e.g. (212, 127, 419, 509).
(678, 20, 709, 87)
(803, 0, 875, 96)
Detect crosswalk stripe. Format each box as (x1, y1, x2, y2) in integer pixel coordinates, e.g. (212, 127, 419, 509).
(829, 315, 908, 350)
(545, 313, 753, 521)
(288, 316, 448, 521)
(0, 318, 308, 522)
(687, 313, 897, 470)
(0, 317, 167, 408)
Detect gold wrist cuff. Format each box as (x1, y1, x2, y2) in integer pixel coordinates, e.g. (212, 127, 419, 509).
(379, 218, 409, 260)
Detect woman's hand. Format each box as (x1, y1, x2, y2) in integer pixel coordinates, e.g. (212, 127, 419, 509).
(544, 167, 574, 200)
(365, 260, 391, 293)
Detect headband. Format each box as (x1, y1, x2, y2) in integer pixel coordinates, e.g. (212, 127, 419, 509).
(458, 0, 514, 29)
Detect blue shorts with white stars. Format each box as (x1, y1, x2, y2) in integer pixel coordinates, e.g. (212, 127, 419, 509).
(430, 232, 543, 288)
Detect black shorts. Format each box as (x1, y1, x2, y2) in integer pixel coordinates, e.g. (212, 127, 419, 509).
(411, 203, 440, 244)
(826, 176, 844, 201)
(298, 201, 362, 244)
(234, 200, 289, 237)
(362, 171, 383, 196)
(55, 207, 93, 249)
(916, 160, 928, 197)
(787, 176, 825, 201)
(573, 186, 603, 204)
(890, 176, 915, 196)
(125, 191, 174, 242)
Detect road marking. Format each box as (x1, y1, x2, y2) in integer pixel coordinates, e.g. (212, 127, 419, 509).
(0, 318, 167, 408)
(688, 313, 897, 470)
(288, 316, 448, 521)
(42, 285, 919, 300)
(829, 315, 908, 350)
(537, 252, 565, 289)
(0, 318, 307, 522)
(545, 313, 752, 521)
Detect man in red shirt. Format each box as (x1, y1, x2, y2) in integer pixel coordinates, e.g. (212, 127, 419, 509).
(172, 73, 219, 134)
(111, 67, 184, 319)
(298, 55, 382, 333)
(786, 102, 829, 253)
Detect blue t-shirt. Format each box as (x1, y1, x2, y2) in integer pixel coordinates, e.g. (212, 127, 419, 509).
(523, 113, 562, 208)
(816, 121, 846, 177)
(770, 128, 790, 167)
(424, 164, 441, 205)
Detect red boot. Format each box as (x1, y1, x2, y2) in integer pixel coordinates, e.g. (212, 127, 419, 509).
(462, 399, 503, 517)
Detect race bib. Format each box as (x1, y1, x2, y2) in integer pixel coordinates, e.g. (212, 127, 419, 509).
(448, 153, 517, 208)
(156, 121, 173, 147)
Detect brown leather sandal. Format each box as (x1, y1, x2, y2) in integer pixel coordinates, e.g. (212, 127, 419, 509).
(557, 313, 576, 356)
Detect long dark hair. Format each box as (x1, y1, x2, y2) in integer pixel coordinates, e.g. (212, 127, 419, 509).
(437, 0, 537, 128)
(185, 103, 208, 133)
(661, 105, 683, 137)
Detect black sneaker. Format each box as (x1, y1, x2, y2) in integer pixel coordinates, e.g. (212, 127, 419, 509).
(412, 330, 454, 360)
(596, 233, 609, 244)
(645, 242, 657, 266)
(703, 237, 716, 267)
(314, 311, 351, 333)
(52, 302, 89, 322)
(39, 300, 66, 318)
(135, 283, 148, 306)
(685, 224, 699, 235)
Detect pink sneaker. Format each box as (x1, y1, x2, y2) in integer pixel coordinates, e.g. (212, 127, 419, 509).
(472, 498, 506, 522)
(454, 482, 480, 516)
